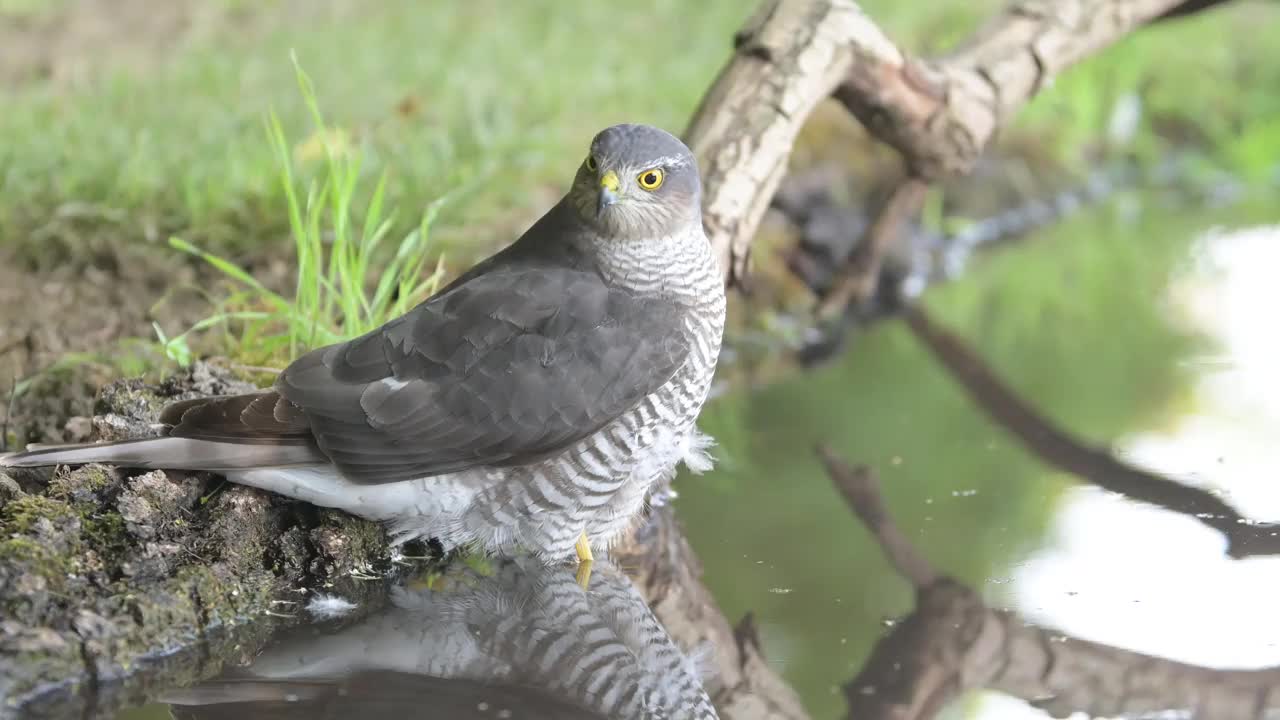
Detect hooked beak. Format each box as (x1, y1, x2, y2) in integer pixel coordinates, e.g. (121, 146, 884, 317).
(597, 170, 620, 216)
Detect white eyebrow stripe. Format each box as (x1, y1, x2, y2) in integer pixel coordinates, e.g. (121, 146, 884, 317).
(643, 154, 688, 168)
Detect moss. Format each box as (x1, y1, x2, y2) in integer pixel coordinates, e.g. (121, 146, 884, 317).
(81, 512, 129, 569)
(116, 471, 204, 543)
(268, 526, 310, 576)
(0, 536, 57, 563)
(308, 511, 392, 577)
(0, 536, 72, 575)
(84, 584, 203, 681)
(67, 568, 284, 689)
(92, 378, 170, 425)
(0, 494, 78, 534)
(201, 486, 281, 581)
(0, 540, 77, 626)
(46, 463, 116, 502)
(0, 494, 92, 624)
(0, 470, 133, 587)
(404, 567, 446, 592)
(175, 564, 278, 629)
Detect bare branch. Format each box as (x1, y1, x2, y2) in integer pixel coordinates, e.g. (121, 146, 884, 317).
(847, 577, 1280, 720)
(815, 448, 1280, 720)
(819, 0, 1241, 319)
(816, 446, 937, 587)
(836, 0, 1187, 179)
(815, 177, 929, 319)
(901, 303, 1280, 558)
(688, 0, 1243, 303)
(816, 0, 1221, 319)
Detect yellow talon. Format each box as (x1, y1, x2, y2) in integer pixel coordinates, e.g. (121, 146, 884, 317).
(575, 531, 594, 563)
(575, 531, 594, 589)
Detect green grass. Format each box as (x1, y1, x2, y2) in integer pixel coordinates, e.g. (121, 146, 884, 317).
(0, 1, 758, 260)
(2, 1, 1274, 268)
(161, 56, 446, 367)
(0, 0, 63, 16)
(1015, 4, 1280, 176)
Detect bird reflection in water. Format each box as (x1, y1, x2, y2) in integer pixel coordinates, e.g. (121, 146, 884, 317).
(162, 557, 718, 720)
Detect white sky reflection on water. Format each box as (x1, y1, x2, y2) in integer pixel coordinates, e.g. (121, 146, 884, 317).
(976, 224, 1280, 719)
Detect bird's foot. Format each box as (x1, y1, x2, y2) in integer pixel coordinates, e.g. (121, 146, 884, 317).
(575, 531, 594, 589)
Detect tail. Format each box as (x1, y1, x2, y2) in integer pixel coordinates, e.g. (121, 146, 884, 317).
(159, 680, 332, 706)
(0, 437, 325, 471)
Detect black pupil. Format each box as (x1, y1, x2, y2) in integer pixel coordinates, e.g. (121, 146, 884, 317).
(644, 172, 657, 185)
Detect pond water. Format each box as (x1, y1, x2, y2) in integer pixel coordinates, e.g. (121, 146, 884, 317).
(111, 192, 1279, 719)
(682, 194, 1280, 718)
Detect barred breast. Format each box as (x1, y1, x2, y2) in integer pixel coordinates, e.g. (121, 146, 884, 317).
(555, 225, 726, 545)
(399, 225, 725, 559)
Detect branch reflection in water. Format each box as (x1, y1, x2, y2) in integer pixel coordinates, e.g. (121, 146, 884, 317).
(161, 556, 718, 720)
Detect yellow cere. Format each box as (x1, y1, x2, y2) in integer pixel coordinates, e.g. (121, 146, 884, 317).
(600, 170, 621, 192)
(637, 168, 663, 190)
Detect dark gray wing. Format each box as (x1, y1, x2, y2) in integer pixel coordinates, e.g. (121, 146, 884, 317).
(161, 392, 312, 445)
(274, 265, 690, 484)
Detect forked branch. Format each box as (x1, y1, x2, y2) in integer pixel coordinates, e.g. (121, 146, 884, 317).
(689, 0, 1241, 298)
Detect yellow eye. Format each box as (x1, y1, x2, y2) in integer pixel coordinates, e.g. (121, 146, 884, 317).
(637, 168, 664, 191)
(585, 155, 598, 172)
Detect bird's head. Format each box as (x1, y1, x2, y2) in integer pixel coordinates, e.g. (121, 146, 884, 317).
(570, 124, 702, 238)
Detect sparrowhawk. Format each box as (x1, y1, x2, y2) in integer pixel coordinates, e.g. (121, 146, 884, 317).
(161, 557, 719, 719)
(2, 123, 727, 566)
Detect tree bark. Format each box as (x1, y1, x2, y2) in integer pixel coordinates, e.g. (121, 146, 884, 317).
(685, 0, 897, 287)
(686, 0, 1246, 297)
(836, 0, 1186, 180)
